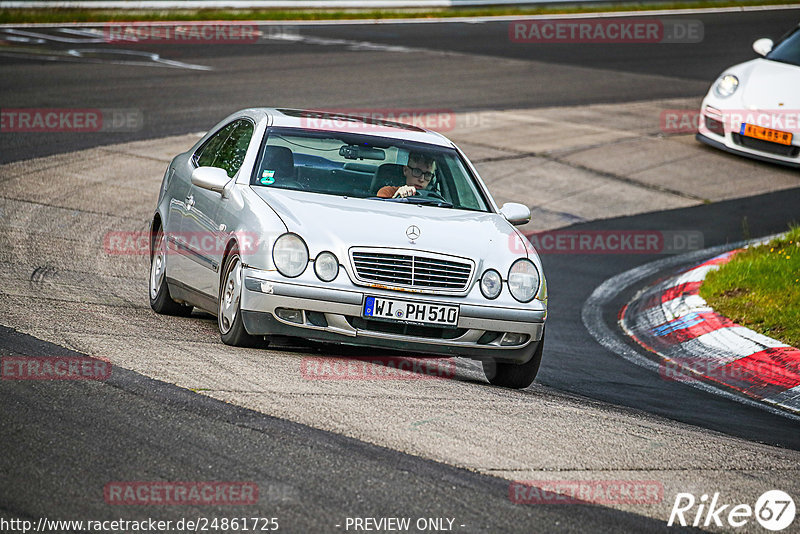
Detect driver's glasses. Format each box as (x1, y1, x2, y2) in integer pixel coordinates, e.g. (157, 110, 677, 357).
(407, 166, 435, 180)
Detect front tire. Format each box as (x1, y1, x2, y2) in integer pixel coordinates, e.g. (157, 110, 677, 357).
(482, 329, 544, 389)
(149, 227, 193, 316)
(218, 250, 260, 347)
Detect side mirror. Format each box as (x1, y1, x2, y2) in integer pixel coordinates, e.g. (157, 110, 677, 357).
(752, 38, 773, 56)
(500, 202, 531, 226)
(191, 166, 230, 195)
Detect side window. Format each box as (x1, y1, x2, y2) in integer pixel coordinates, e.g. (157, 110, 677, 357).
(195, 122, 236, 168)
(448, 156, 486, 211)
(194, 119, 255, 177)
(216, 120, 255, 178)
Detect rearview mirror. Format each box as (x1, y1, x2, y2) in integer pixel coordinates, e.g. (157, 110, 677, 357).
(191, 166, 231, 195)
(500, 202, 531, 226)
(752, 38, 773, 56)
(339, 144, 385, 161)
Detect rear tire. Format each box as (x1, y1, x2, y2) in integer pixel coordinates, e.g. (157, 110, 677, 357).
(149, 227, 193, 316)
(482, 329, 545, 389)
(218, 250, 260, 347)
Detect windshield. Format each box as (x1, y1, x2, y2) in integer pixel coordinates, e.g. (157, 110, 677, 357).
(251, 127, 490, 212)
(766, 27, 800, 67)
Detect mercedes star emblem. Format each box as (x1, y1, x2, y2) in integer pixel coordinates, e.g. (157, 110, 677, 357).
(406, 225, 421, 241)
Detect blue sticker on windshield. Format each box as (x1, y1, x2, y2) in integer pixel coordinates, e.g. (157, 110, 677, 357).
(261, 170, 275, 185)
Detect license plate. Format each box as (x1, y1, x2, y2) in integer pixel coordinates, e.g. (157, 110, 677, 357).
(740, 123, 793, 145)
(363, 296, 459, 326)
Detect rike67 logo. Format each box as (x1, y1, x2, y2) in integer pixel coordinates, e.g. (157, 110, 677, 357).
(668, 490, 795, 531)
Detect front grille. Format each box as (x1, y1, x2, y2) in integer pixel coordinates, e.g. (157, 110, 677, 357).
(351, 250, 473, 291)
(732, 133, 800, 158)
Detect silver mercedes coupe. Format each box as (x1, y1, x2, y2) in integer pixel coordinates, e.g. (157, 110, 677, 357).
(149, 108, 547, 388)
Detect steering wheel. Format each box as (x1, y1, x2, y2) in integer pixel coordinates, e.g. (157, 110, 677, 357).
(416, 189, 447, 202)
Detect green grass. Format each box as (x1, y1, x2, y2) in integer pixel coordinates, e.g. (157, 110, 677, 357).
(700, 226, 800, 348)
(0, 0, 795, 24)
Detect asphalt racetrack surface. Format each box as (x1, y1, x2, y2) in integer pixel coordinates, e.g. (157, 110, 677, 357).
(2, 7, 800, 532)
(0, 9, 796, 163)
(0, 326, 678, 533)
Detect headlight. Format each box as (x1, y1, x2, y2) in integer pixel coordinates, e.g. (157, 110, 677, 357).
(272, 233, 308, 278)
(480, 269, 502, 299)
(314, 251, 339, 282)
(713, 74, 739, 98)
(508, 259, 540, 303)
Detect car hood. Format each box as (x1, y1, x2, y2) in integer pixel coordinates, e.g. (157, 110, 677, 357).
(252, 188, 528, 268)
(740, 59, 800, 109)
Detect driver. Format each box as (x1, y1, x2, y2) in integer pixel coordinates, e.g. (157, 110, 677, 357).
(377, 153, 436, 198)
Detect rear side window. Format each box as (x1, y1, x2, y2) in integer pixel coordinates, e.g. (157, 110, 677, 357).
(194, 119, 255, 177)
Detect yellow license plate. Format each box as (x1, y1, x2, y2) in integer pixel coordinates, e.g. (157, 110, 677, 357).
(740, 123, 793, 145)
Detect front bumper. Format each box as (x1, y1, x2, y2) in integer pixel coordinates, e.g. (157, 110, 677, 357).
(697, 106, 800, 169)
(696, 132, 800, 169)
(240, 267, 546, 364)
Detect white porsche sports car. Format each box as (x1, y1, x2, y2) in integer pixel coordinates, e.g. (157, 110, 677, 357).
(697, 24, 800, 168)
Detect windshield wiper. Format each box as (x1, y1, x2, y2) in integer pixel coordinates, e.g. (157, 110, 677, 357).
(403, 196, 454, 208)
(368, 196, 454, 208)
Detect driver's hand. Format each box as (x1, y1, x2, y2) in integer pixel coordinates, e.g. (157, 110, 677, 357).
(392, 185, 417, 198)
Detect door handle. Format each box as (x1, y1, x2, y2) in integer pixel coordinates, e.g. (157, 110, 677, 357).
(185, 194, 195, 210)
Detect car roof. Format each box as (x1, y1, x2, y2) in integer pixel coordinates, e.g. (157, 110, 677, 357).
(256, 107, 455, 147)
